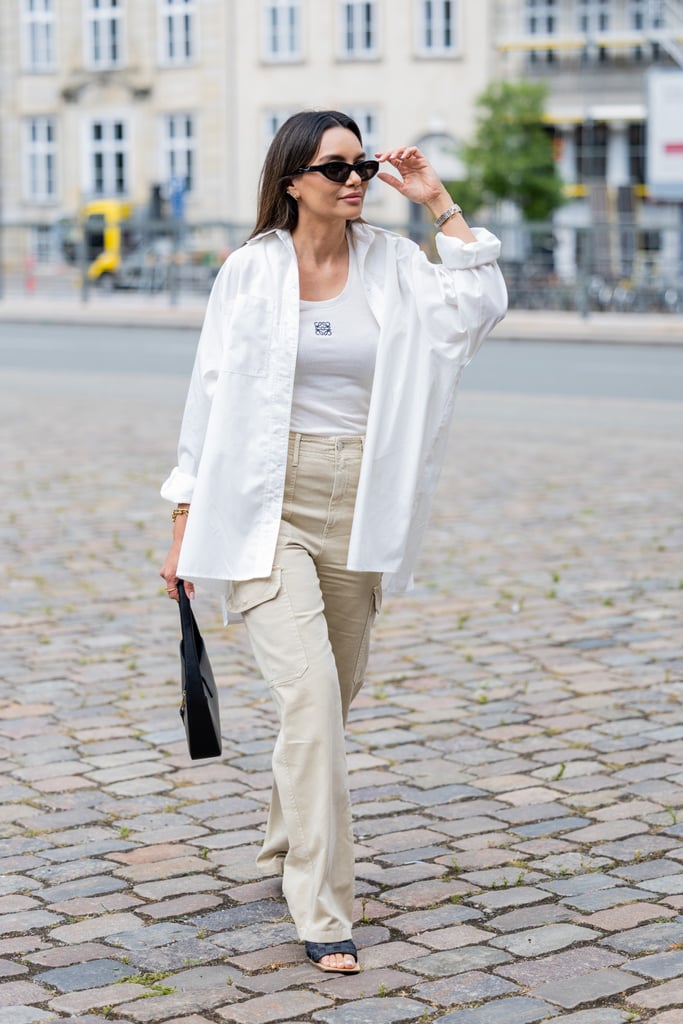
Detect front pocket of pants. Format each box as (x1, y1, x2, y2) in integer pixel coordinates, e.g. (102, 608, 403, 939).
(280, 462, 298, 522)
(228, 568, 308, 686)
(352, 581, 382, 686)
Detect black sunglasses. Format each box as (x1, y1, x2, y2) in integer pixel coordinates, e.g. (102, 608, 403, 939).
(291, 159, 380, 183)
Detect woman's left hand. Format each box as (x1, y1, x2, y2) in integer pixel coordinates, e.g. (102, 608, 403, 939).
(374, 145, 477, 243)
(374, 146, 449, 208)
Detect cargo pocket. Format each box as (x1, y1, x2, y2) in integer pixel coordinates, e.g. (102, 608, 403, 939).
(352, 581, 382, 688)
(227, 568, 308, 686)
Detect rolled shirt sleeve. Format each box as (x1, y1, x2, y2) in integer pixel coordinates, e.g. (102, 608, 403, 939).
(433, 227, 508, 363)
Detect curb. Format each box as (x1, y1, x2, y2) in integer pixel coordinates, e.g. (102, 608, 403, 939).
(0, 299, 682, 345)
(0, 299, 205, 331)
(491, 311, 683, 346)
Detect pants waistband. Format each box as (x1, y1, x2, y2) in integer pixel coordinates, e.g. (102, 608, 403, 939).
(288, 432, 364, 466)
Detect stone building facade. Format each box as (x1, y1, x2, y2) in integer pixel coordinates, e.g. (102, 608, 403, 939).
(0, 1, 496, 232)
(493, 0, 683, 282)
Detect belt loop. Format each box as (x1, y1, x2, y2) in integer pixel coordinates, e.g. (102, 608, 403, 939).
(292, 432, 302, 467)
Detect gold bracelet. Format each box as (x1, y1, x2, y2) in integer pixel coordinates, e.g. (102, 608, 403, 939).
(171, 508, 190, 522)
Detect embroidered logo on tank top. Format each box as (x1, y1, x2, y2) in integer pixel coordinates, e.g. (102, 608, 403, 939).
(314, 321, 332, 336)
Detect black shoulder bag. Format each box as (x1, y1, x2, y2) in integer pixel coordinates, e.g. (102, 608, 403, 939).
(177, 580, 222, 759)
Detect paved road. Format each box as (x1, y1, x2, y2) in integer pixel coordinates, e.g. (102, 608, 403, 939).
(1, 333, 682, 1024)
(1, 322, 683, 401)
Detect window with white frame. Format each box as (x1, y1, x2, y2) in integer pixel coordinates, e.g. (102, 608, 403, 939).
(575, 120, 608, 181)
(525, 0, 557, 35)
(25, 116, 58, 201)
(577, 0, 611, 61)
(629, 0, 646, 28)
(31, 225, 54, 263)
(159, 0, 196, 64)
(630, 0, 665, 28)
(22, 0, 56, 71)
(629, 0, 663, 59)
(577, 0, 611, 33)
(347, 108, 380, 199)
(85, 0, 124, 70)
(525, 0, 557, 64)
(348, 108, 379, 158)
(263, 0, 301, 61)
(340, 1, 377, 58)
(417, 0, 459, 56)
(88, 119, 128, 195)
(262, 110, 295, 155)
(163, 114, 195, 193)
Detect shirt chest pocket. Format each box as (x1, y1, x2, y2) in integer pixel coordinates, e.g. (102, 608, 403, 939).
(220, 295, 274, 377)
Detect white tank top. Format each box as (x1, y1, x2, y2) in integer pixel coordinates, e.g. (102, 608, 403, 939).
(290, 243, 379, 436)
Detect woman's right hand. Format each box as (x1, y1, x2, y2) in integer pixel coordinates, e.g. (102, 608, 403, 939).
(160, 546, 194, 601)
(160, 507, 194, 601)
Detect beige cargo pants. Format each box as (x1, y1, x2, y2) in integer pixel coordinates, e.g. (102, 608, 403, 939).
(227, 433, 382, 943)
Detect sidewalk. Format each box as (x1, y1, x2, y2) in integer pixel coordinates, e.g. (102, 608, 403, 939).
(1, 363, 683, 1024)
(0, 294, 682, 343)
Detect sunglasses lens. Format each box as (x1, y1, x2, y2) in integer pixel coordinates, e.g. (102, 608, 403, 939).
(323, 163, 351, 182)
(359, 160, 379, 181)
(322, 160, 380, 182)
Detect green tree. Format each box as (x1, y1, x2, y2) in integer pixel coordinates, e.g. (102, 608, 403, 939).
(448, 80, 565, 222)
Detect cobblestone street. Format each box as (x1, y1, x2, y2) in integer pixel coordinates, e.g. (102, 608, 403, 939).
(1, 359, 683, 1024)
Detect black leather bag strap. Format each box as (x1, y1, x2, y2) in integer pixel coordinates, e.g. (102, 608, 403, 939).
(177, 579, 200, 679)
(176, 579, 221, 760)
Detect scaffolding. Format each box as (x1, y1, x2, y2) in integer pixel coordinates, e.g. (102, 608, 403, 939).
(496, 0, 683, 67)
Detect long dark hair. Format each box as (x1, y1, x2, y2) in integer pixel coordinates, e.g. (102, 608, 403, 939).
(248, 110, 363, 239)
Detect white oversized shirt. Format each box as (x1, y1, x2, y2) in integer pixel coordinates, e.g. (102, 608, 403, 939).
(161, 222, 507, 595)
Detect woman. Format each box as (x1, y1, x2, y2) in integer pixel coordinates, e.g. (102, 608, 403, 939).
(160, 110, 506, 974)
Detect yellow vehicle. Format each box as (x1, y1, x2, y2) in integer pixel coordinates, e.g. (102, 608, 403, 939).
(82, 199, 135, 288)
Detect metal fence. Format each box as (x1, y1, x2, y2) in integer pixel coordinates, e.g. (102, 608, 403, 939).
(494, 219, 683, 315)
(1, 216, 682, 314)
(0, 218, 247, 304)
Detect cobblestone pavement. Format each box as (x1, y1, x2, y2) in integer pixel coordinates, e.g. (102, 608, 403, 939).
(1, 365, 683, 1024)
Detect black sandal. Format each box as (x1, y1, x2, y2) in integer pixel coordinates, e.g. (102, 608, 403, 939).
(305, 939, 360, 974)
